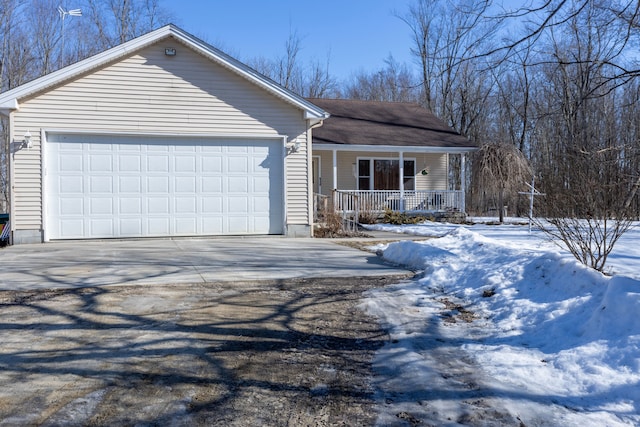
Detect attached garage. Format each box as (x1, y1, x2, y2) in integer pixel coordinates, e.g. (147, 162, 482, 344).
(45, 134, 284, 240)
(0, 25, 328, 244)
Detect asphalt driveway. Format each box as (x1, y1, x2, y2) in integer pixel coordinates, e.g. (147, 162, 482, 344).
(0, 237, 413, 290)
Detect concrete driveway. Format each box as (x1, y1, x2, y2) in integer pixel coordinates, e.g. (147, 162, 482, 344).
(0, 237, 413, 290)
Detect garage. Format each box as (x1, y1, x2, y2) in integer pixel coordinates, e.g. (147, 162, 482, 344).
(0, 25, 328, 244)
(45, 133, 284, 240)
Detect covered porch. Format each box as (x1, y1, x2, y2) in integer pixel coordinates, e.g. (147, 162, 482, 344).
(313, 146, 470, 216)
(307, 98, 478, 219)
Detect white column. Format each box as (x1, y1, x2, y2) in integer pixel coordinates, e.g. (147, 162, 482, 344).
(460, 153, 466, 214)
(332, 149, 337, 190)
(399, 151, 404, 212)
(332, 149, 338, 209)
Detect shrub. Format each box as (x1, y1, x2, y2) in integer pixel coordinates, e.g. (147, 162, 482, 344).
(382, 209, 427, 225)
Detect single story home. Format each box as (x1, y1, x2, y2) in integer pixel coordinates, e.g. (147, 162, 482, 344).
(0, 25, 476, 245)
(0, 25, 328, 244)
(308, 98, 477, 215)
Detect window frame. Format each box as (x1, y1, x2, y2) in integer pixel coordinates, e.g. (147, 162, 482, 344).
(356, 157, 416, 191)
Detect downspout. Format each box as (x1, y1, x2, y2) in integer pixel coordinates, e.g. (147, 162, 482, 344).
(306, 119, 324, 231)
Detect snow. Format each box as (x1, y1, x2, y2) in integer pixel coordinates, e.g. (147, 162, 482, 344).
(361, 219, 640, 426)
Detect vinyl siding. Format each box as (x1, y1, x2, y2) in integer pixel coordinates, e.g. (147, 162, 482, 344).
(313, 150, 448, 194)
(11, 36, 310, 232)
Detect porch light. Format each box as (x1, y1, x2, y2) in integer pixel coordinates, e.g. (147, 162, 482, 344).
(23, 130, 32, 149)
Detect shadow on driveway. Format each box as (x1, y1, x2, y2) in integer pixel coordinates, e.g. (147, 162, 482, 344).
(0, 276, 407, 426)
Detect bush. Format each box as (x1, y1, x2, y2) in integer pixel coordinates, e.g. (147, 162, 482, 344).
(357, 209, 379, 224)
(314, 206, 367, 238)
(382, 209, 427, 225)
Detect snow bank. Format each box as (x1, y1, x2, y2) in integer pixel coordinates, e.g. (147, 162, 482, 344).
(364, 225, 640, 426)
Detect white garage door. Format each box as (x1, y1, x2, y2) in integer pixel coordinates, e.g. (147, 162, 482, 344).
(46, 134, 284, 239)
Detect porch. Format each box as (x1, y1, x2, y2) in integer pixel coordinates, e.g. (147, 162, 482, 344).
(331, 189, 464, 213)
(308, 98, 478, 223)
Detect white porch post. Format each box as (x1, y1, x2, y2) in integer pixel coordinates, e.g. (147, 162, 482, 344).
(460, 153, 466, 214)
(399, 151, 404, 212)
(332, 149, 338, 208)
(332, 149, 337, 190)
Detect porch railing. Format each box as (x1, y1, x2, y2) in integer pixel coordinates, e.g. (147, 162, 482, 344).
(332, 190, 464, 213)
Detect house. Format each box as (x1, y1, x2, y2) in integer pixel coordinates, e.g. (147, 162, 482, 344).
(307, 98, 477, 215)
(0, 25, 328, 244)
(0, 25, 477, 245)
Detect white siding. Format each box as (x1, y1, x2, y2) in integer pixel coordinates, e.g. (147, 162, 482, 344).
(12, 36, 310, 233)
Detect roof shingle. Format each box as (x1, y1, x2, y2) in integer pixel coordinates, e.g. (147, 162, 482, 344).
(308, 98, 477, 149)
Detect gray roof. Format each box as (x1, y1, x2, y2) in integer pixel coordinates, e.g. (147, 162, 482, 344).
(308, 98, 477, 149)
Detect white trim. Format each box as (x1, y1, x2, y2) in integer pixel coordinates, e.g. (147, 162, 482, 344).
(43, 128, 288, 141)
(41, 129, 49, 242)
(314, 143, 477, 154)
(281, 135, 289, 234)
(0, 25, 329, 121)
(0, 99, 19, 115)
(8, 114, 15, 244)
(306, 131, 313, 227)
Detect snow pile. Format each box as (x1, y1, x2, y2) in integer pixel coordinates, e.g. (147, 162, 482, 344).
(363, 225, 640, 426)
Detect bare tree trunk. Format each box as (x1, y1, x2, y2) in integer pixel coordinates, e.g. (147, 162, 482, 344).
(498, 188, 504, 224)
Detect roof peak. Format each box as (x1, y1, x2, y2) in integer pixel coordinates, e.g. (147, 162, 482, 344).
(0, 24, 327, 121)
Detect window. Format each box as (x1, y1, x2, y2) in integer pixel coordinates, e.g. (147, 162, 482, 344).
(358, 159, 371, 190)
(357, 158, 415, 190)
(403, 160, 415, 190)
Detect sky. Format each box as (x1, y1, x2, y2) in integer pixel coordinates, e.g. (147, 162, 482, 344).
(360, 219, 640, 425)
(163, 0, 416, 82)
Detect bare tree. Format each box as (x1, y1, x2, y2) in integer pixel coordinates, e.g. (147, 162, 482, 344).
(401, 0, 500, 196)
(248, 30, 338, 98)
(0, 0, 26, 213)
(277, 29, 302, 91)
(534, 145, 638, 272)
(342, 56, 420, 102)
(28, 0, 63, 73)
(487, 0, 640, 87)
(305, 56, 338, 98)
(471, 142, 532, 223)
(524, 1, 640, 272)
(397, 0, 441, 110)
(399, 0, 497, 115)
(81, 0, 171, 50)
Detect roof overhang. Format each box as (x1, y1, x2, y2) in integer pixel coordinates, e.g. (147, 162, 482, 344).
(0, 99, 19, 116)
(313, 143, 478, 154)
(0, 24, 329, 122)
